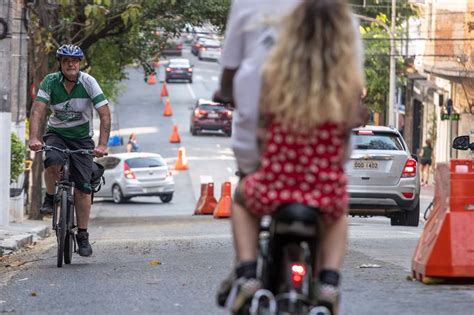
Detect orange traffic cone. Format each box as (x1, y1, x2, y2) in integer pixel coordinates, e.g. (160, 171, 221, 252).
(214, 182, 232, 218)
(169, 124, 181, 143)
(161, 81, 169, 97)
(195, 183, 218, 215)
(147, 74, 157, 85)
(175, 147, 188, 170)
(163, 98, 173, 116)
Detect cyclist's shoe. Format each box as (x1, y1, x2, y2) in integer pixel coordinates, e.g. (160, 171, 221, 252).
(39, 195, 54, 215)
(317, 283, 340, 315)
(217, 270, 236, 307)
(230, 278, 262, 314)
(76, 231, 93, 257)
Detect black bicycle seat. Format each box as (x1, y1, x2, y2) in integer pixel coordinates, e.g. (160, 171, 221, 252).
(274, 203, 320, 224)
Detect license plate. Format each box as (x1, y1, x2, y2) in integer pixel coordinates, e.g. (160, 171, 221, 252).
(208, 113, 219, 118)
(354, 160, 378, 169)
(144, 187, 163, 193)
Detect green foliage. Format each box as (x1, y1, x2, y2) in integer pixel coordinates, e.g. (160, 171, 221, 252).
(29, 0, 231, 100)
(350, 2, 419, 118)
(10, 133, 26, 183)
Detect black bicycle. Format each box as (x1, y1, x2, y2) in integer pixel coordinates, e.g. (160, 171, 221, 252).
(42, 145, 95, 268)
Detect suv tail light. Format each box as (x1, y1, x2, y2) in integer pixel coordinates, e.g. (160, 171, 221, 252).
(165, 67, 171, 72)
(177, 44, 183, 49)
(194, 108, 207, 118)
(188, 67, 193, 72)
(290, 263, 306, 289)
(123, 162, 136, 180)
(222, 110, 232, 118)
(402, 159, 417, 178)
(166, 170, 173, 178)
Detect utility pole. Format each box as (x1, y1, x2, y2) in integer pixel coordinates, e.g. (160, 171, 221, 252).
(390, 0, 397, 128)
(0, 1, 12, 226)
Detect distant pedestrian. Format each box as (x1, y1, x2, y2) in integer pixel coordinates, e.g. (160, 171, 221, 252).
(127, 132, 140, 152)
(420, 139, 433, 185)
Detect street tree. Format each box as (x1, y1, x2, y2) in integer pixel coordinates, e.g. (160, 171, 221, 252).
(26, 0, 230, 219)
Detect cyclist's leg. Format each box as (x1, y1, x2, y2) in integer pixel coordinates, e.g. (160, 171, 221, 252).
(68, 137, 94, 229)
(43, 132, 67, 194)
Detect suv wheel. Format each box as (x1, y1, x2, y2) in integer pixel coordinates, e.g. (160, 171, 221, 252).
(160, 193, 173, 203)
(391, 202, 420, 227)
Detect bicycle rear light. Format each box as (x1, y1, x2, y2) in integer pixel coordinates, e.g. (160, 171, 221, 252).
(290, 263, 306, 288)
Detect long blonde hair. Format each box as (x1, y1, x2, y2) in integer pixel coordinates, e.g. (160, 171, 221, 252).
(261, 0, 364, 130)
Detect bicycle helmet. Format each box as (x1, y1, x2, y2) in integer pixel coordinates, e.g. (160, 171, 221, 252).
(56, 44, 84, 60)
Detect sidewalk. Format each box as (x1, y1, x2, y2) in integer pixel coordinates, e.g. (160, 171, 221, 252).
(0, 219, 50, 256)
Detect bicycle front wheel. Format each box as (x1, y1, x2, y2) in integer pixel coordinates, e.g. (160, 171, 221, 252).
(57, 190, 67, 268)
(64, 200, 75, 264)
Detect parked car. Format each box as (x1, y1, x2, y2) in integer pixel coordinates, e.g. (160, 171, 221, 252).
(161, 38, 183, 56)
(94, 152, 175, 204)
(165, 59, 193, 83)
(191, 36, 212, 55)
(197, 39, 222, 61)
(346, 125, 421, 226)
(190, 99, 233, 136)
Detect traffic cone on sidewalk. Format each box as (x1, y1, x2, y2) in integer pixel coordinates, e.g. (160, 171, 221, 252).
(163, 98, 173, 116)
(169, 124, 181, 143)
(175, 147, 188, 171)
(194, 183, 218, 215)
(147, 74, 157, 85)
(214, 182, 232, 218)
(161, 81, 169, 97)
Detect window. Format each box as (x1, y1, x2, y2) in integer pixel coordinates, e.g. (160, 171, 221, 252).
(125, 157, 165, 168)
(352, 132, 404, 151)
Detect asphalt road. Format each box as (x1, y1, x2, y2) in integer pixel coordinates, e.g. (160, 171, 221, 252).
(0, 48, 473, 315)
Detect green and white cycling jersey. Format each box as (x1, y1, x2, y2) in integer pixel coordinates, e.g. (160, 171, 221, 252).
(35, 71, 108, 139)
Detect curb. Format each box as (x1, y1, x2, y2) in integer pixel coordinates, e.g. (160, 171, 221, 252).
(0, 226, 50, 253)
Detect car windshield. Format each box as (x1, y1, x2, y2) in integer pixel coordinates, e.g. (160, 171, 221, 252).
(199, 104, 226, 111)
(169, 59, 189, 67)
(352, 132, 404, 151)
(203, 40, 220, 47)
(125, 157, 165, 168)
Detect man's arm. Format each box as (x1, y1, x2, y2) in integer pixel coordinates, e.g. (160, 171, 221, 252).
(214, 68, 238, 105)
(95, 105, 111, 157)
(28, 101, 48, 151)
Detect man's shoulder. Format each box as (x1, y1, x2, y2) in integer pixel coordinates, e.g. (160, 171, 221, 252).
(78, 72, 101, 91)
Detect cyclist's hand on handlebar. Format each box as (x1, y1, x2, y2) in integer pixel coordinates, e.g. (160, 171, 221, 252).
(213, 90, 235, 109)
(94, 144, 108, 157)
(29, 138, 43, 152)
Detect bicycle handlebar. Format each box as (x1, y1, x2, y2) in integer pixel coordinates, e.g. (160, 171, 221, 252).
(42, 145, 96, 156)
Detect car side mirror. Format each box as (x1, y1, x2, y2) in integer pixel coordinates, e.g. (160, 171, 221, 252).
(411, 154, 418, 162)
(452, 135, 470, 150)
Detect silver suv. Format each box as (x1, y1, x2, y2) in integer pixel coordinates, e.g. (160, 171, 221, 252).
(346, 126, 420, 226)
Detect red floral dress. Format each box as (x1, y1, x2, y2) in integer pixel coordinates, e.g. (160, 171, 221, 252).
(242, 121, 349, 223)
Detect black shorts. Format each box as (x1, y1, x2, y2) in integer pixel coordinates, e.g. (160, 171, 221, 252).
(420, 158, 432, 166)
(43, 132, 95, 194)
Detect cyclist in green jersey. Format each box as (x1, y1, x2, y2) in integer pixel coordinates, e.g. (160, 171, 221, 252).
(28, 44, 111, 257)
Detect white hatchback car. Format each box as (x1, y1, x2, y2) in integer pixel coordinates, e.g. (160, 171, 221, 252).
(94, 152, 175, 204)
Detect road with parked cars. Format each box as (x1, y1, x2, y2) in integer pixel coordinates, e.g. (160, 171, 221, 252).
(1, 46, 473, 314)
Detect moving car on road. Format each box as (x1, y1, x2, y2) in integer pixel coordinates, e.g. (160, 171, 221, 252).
(165, 58, 193, 83)
(197, 39, 222, 61)
(346, 125, 421, 226)
(94, 152, 175, 204)
(190, 99, 233, 137)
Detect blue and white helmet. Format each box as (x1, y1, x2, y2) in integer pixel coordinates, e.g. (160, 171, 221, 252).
(56, 44, 84, 60)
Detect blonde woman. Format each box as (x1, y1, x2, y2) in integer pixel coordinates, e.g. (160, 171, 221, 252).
(217, 0, 368, 313)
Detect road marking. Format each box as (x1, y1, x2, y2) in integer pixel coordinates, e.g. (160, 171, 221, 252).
(227, 167, 233, 173)
(196, 75, 204, 81)
(211, 76, 218, 82)
(186, 83, 196, 100)
(216, 144, 221, 148)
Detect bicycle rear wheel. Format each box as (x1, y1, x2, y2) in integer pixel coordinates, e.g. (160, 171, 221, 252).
(57, 190, 67, 268)
(64, 201, 75, 264)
